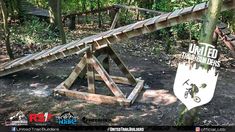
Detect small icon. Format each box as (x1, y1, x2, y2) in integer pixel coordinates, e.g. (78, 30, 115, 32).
(11, 127, 16, 132)
(56, 112, 78, 125)
(195, 127, 200, 132)
(5, 111, 28, 126)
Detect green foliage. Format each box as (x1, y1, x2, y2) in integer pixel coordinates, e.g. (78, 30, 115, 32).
(26, 0, 48, 8)
(10, 17, 60, 45)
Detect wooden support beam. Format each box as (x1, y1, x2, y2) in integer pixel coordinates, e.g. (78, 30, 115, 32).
(110, 9, 121, 30)
(54, 88, 130, 106)
(127, 80, 144, 104)
(86, 46, 95, 93)
(90, 55, 126, 98)
(63, 56, 86, 89)
(107, 46, 137, 85)
(91, 74, 131, 85)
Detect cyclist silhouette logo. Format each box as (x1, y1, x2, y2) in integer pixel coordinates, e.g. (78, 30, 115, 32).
(173, 63, 219, 110)
(182, 79, 207, 103)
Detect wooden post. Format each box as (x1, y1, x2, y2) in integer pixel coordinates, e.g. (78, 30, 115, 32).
(87, 45, 95, 93)
(110, 8, 120, 30)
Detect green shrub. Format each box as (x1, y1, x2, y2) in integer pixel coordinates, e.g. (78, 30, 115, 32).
(10, 17, 60, 46)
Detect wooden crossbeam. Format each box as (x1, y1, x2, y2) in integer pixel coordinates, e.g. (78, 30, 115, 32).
(63, 56, 87, 89)
(92, 74, 131, 85)
(54, 88, 130, 106)
(107, 46, 137, 85)
(90, 55, 125, 98)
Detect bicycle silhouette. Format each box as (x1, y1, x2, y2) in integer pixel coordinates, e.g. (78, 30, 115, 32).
(182, 79, 207, 103)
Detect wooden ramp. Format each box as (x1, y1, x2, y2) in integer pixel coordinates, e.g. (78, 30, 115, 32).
(215, 23, 235, 57)
(0, 0, 235, 77)
(20, 0, 50, 17)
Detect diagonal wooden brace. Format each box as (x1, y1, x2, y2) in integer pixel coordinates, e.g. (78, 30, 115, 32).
(90, 55, 126, 98)
(63, 56, 87, 89)
(107, 45, 137, 85)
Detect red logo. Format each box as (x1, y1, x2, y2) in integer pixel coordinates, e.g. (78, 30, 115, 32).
(29, 113, 53, 123)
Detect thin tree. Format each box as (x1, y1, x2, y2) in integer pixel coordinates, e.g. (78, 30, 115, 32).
(97, 0, 102, 28)
(0, 0, 14, 59)
(177, 0, 223, 126)
(48, 0, 66, 44)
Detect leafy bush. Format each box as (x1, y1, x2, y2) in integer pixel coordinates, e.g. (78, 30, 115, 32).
(10, 17, 60, 46)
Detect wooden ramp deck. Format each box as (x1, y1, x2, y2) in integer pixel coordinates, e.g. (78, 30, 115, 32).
(0, 0, 234, 77)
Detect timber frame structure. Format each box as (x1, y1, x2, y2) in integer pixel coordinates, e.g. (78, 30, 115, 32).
(0, 0, 235, 106)
(54, 45, 144, 106)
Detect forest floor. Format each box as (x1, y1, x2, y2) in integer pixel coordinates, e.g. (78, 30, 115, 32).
(0, 24, 235, 126)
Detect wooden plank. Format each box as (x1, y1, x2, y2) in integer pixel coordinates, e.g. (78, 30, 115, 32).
(127, 80, 144, 104)
(221, 28, 231, 35)
(225, 35, 235, 41)
(54, 88, 130, 106)
(41, 45, 64, 58)
(50, 40, 81, 54)
(168, 9, 183, 19)
(132, 19, 151, 30)
(90, 55, 125, 98)
(0, 57, 22, 70)
(63, 56, 87, 89)
(6, 54, 33, 69)
(217, 23, 227, 29)
(193, 2, 207, 12)
(180, 6, 194, 15)
(107, 46, 137, 85)
(143, 16, 161, 26)
(123, 22, 143, 33)
(35, 45, 64, 60)
(20, 49, 51, 64)
(157, 12, 172, 22)
(93, 74, 131, 85)
(103, 25, 130, 38)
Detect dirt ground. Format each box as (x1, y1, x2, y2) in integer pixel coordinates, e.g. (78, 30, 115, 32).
(0, 32, 235, 126)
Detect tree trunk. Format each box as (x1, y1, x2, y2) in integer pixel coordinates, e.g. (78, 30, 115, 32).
(48, 0, 66, 44)
(177, 0, 222, 126)
(199, 0, 222, 44)
(0, 0, 14, 59)
(97, 0, 102, 28)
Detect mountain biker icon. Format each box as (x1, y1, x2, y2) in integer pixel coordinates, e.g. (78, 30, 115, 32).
(182, 79, 207, 103)
(173, 63, 218, 110)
